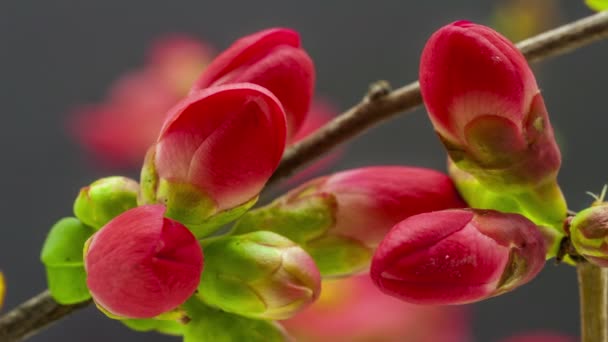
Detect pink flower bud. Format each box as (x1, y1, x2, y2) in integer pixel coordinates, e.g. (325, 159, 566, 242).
(191, 28, 314, 140)
(419, 21, 561, 189)
(371, 209, 546, 305)
(140, 83, 287, 236)
(232, 166, 466, 276)
(84, 205, 203, 318)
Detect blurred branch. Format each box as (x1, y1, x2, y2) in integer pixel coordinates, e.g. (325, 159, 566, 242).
(0, 291, 90, 342)
(268, 10, 608, 185)
(2, 10, 608, 342)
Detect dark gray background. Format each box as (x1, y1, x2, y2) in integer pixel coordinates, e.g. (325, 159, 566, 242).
(1, 1, 606, 341)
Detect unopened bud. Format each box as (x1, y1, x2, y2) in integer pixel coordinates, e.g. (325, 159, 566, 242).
(74, 176, 139, 230)
(232, 166, 465, 277)
(198, 231, 320, 320)
(371, 209, 546, 305)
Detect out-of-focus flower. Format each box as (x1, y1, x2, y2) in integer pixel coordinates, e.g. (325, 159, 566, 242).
(73, 176, 139, 230)
(569, 203, 608, 266)
(499, 332, 577, 342)
(84, 205, 203, 319)
(490, 0, 561, 42)
(69, 35, 213, 167)
(420, 21, 566, 229)
(281, 274, 470, 342)
(139, 83, 287, 237)
(198, 231, 321, 320)
(0, 271, 5, 310)
(191, 28, 315, 140)
(232, 166, 465, 277)
(371, 209, 546, 305)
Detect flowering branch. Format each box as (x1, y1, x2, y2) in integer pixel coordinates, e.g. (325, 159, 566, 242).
(1, 10, 608, 342)
(268, 10, 608, 185)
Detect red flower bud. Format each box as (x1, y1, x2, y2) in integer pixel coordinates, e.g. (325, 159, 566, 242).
(419, 21, 561, 189)
(191, 28, 314, 140)
(140, 83, 287, 236)
(84, 205, 203, 318)
(233, 166, 466, 276)
(371, 209, 546, 305)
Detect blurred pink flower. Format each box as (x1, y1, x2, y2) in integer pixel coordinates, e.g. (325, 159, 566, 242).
(69, 35, 213, 167)
(69, 34, 340, 176)
(281, 274, 470, 342)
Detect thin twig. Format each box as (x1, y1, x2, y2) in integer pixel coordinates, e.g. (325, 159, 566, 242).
(2, 10, 608, 342)
(268, 10, 608, 185)
(577, 262, 608, 342)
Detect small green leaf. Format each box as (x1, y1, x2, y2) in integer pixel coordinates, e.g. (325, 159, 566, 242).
(0, 271, 5, 310)
(45, 266, 90, 304)
(41, 217, 95, 266)
(122, 318, 185, 336)
(586, 0, 608, 11)
(182, 298, 290, 342)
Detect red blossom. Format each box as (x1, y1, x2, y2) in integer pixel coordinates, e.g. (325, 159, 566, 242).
(84, 205, 203, 318)
(371, 209, 546, 305)
(191, 28, 315, 140)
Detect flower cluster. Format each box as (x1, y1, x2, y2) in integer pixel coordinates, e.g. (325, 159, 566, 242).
(41, 21, 580, 341)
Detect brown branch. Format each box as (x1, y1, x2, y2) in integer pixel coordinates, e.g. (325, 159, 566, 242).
(268, 10, 608, 185)
(578, 262, 608, 342)
(0, 291, 91, 342)
(2, 10, 608, 342)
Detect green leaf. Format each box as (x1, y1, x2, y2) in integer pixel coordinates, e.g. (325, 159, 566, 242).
(586, 0, 608, 11)
(182, 298, 290, 342)
(45, 266, 90, 304)
(122, 318, 185, 336)
(41, 217, 95, 266)
(0, 271, 5, 310)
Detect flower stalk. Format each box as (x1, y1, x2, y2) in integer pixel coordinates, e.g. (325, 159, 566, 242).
(577, 262, 608, 342)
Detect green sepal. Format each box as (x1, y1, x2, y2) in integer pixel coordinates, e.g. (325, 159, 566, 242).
(41, 217, 95, 267)
(41, 217, 95, 304)
(45, 266, 90, 304)
(73, 176, 139, 230)
(182, 298, 290, 342)
(139, 146, 257, 238)
(121, 318, 185, 336)
(231, 196, 370, 277)
(307, 235, 372, 277)
(230, 194, 334, 243)
(449, 159, 566, 229)
(587, 0, 608, 11)
(188, 195, 258, 238)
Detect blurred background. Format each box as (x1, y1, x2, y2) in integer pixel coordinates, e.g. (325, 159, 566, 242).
(1, 0, 607, 341)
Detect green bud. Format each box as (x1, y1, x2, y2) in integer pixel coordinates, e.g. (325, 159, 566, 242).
(198, 231, 321, 320)
(74, 176, 139, 230)
(570, 204, 608, 266)
(41, 217, 95, 304)
(182, 298, 291, 342)
(122, 318, 185, 336)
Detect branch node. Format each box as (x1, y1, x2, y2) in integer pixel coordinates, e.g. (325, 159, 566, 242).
(366, 80, 392, 101)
